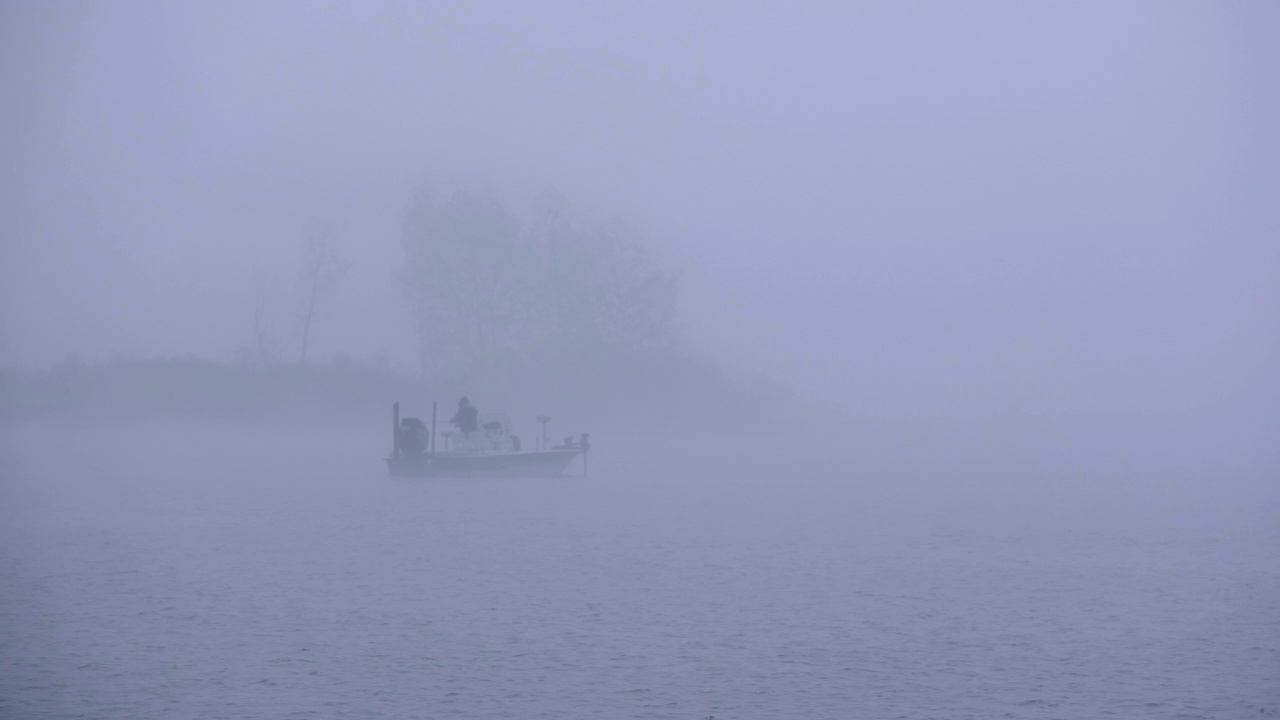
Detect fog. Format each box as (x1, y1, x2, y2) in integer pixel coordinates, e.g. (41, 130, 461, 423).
(2, 3, 1278, 717)
(5, 2, 1276, 445)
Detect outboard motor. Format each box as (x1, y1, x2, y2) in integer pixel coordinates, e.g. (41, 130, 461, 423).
(397, 417, 430, 456)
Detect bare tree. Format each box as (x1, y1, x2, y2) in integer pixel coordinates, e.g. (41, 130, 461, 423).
(250, 271, 278, 367)
(296, 226, 353, 365)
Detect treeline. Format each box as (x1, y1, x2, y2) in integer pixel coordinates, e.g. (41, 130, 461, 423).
(0, 353, 781, 432)
(1, 183, 786, 431)
(0, 355, 415, 422)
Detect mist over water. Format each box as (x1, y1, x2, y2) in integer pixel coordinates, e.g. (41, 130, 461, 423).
(2, 422, 1277, 718)
(3, 1, 1279, 718)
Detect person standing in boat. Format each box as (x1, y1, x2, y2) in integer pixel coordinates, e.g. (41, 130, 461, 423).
(450, 396, 479, 435)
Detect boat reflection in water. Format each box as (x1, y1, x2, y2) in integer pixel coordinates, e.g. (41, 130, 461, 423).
(385, 402, 588, 478)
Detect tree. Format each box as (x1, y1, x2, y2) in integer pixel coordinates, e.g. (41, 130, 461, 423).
(400, 182, 683, 378)
(296, 225, 352, 365)
(249, 271, 278, 367)
(536, 197, 681, 359)
(402, 184, 538, 375)
(588, 223, 679, 355)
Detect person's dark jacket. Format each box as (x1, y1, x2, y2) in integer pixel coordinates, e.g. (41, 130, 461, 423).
(451, 401, 478, 433)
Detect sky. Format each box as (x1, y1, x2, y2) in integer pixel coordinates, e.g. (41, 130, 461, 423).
(2, 1, 1277, 448)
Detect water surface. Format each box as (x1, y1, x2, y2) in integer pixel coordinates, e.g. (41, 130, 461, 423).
(2, 423, 1276, 718)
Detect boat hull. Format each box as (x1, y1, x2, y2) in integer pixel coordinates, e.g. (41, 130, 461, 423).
(386, 449, 581, 478)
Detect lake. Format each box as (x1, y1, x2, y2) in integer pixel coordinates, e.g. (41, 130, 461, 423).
(2, 421, 1276, 718)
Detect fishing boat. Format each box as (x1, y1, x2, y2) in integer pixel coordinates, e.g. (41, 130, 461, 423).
(385, 402, 588, 478)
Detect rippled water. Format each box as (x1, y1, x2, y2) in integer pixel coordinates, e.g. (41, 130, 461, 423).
(2, 424, 1277, 719)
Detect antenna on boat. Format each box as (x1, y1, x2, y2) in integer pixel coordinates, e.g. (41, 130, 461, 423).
(392, 401, 400, 457)
(431, 401, 437, 454)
